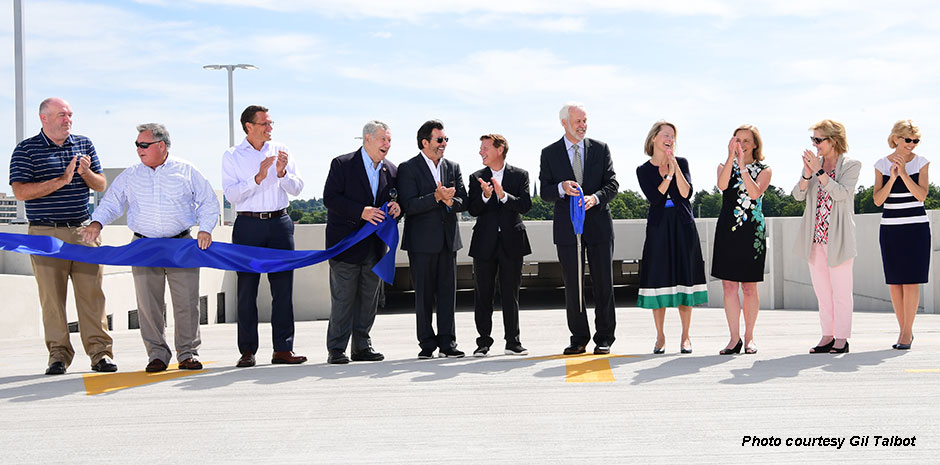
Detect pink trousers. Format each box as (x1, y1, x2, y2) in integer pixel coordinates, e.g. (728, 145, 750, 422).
(807, 243, 854, 338)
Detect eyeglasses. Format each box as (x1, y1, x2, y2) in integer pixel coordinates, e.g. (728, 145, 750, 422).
(427, 137, 449, 144)
(249, 121, 274, 128)
(903, 137, 921, 144)
(810, 136, 829, 145)
(135, 140, 162, 149)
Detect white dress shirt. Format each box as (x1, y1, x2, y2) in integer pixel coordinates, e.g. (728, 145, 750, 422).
(222, 138, 304, 212)
(92, 156, 219, 237)
(482, 165, 509, 203)
(420, 151, 443, 186)
(557, 137, 598, 203)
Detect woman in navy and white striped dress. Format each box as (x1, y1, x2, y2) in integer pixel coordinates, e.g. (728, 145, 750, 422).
(872, 119, 930, 350)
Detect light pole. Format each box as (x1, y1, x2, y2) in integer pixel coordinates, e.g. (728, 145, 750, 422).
(203, 64, 258, 147)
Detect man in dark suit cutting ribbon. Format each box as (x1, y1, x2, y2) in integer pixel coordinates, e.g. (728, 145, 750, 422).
(323, 120, 400, 365)
(538, 102, 619, 355)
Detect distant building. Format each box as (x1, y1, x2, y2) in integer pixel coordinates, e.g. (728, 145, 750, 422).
(0, 193, 21, 224)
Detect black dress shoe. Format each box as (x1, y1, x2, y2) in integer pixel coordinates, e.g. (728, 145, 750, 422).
(473, 346, 490, 357)
(418, 348, 435, 359)
(327, 350, 350, 364)
(439, 348, 465, 358)
(351, 348, 384, 362)
(563, 344, 586, 355)
(92, 357, 118, 372)
(593, 345, 611, 355)
(236, 353, 256, 368)
(45, 361, 66, 375)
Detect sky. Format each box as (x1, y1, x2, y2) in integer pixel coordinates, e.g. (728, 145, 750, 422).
(2, 0, 940, 201)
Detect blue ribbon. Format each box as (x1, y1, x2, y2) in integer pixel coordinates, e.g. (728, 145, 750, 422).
(569, 187, 585, 235)
(0, 204, 400, 284)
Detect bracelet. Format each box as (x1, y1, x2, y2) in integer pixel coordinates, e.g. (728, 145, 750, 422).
(801, 174, 812, 180)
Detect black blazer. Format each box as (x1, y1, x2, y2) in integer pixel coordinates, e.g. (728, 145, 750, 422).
(636, 157, 694, 226)
(398, 153, 468, 253)
(323, 148, 398, 264)
(538, 137, 619, 245)
(467, 164, 533, 259)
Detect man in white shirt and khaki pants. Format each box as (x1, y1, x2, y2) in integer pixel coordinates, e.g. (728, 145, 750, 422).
(83, 123, 219, 372)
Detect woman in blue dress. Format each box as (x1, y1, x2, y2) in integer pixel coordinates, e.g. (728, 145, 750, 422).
(872, 119, 929, 350)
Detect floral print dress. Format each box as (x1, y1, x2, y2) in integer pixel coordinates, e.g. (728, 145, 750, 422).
(710, 160, 768, 282)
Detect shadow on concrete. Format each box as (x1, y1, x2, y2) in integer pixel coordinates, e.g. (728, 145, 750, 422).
(719, 349, 909, 385)
(630, 354, 737, 385)
(0, 374, 84, 402)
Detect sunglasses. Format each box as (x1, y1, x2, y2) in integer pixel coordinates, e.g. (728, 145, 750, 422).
(810, 136, 829, 145)
(135, 140, 162, 149)
(427, 137, 449, 143)
(903, 137, 921, 144)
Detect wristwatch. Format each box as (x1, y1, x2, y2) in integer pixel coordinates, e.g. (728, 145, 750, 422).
(815, 169, 825, 177)
(664, 175, 673, 181)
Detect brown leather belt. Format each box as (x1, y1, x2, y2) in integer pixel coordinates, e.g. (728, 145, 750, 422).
(237, 208, 288, 220)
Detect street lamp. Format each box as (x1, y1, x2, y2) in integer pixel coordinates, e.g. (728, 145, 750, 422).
(203, 64, 258, 147)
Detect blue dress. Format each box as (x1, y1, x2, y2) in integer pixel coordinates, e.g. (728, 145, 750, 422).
(876, 155, 930, 284)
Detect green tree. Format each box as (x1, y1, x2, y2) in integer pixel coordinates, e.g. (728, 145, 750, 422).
(524, 196, 554, 220)
(691, 188, 722, 218)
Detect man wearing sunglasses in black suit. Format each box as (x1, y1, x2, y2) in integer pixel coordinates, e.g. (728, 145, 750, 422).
(397, 120, 469, 359)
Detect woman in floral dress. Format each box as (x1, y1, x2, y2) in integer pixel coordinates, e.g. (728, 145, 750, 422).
(712, 125, 772, 355)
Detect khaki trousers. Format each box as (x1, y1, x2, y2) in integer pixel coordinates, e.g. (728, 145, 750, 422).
(28, 225, 112, 367)
(130, 234, 201, 364)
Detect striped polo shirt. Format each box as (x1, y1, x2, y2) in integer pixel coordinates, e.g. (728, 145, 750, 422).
(875, 155, 929, 226)
(8, 130, 102, 222)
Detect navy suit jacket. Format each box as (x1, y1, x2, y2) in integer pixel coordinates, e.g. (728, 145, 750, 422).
(323, 148, 398, 264)
(398, 153, 468, 253)
(538, 137, 618, 245)
(468, 164, 532, 259)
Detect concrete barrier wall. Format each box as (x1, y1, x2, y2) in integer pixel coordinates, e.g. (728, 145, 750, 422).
(2, 210, 938, 339)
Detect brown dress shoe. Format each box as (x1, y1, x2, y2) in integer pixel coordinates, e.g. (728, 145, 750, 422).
(178, 357, 203, 370)
(236, 353, 256, 368)
(145, 359, 168, 373)
(272, 351, 307, 364)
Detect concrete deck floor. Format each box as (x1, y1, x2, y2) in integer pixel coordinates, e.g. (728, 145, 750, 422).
(0, 304, 937, 464)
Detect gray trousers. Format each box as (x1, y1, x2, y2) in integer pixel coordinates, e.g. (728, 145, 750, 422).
(132, 262, 202, 364)
(326, 250, 380, 353)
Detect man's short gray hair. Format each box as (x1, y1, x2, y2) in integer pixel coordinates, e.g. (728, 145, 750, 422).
(362, 120, 390, 139)
(559, 102, 586, 123)
(136, 123, 171, 148)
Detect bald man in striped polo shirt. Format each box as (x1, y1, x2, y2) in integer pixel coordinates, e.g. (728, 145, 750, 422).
(9, 97, 117, 375)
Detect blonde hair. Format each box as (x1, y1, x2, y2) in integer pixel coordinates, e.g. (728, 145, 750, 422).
(644, 120, 677, 156)
(888, 119, 921, 148)
(734, 124, 764, 162)
(809, 119, 848, 155)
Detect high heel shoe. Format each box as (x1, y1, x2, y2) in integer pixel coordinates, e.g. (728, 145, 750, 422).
(680, 341, 692, 354)
(829, 340, 849, 354)
(744, 342, 758, 354)
(719, 339, 742, 355)
(809, 338, 835, 354)
(896, 335, 913, 350)
(653, 345, 665, 354)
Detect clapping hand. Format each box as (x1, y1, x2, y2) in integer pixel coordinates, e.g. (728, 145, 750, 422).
(478, 177, 494, 199)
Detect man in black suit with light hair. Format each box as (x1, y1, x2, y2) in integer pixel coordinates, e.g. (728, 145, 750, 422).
(538, 102, 619, 355)
(398, 119, 469, 359)
(468, 134, 532, 357)
(323, 120, 400, 365)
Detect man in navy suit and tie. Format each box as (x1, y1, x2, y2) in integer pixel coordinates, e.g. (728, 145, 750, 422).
(398, 120, 469, 359)
(539, 102, 619, 355)
(467, 134, 532, 357)
(323, 121, 401, 364)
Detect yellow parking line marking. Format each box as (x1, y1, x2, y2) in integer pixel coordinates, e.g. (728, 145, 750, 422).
(905, 369, 940, 373)
(528, 353, 639, 383)
(82, 362, 213, 395)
